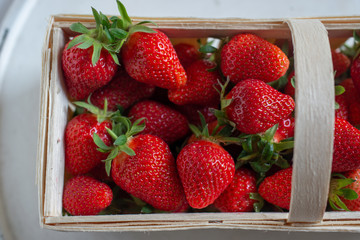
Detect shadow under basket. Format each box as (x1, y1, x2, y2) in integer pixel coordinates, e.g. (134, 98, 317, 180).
(37, 14, 360, 232)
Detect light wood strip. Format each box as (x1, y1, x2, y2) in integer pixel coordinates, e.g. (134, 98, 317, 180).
(287, 19, 334, 223)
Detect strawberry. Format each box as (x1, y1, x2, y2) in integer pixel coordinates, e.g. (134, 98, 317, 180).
(176, 140, 235, 209)
(340, 169, 360, 210)
(128, 100, 189, 144)
(332, 49, 351, 78)
(168, 59, 221, 106)
(90, 69, 155, 111)
(62, 39, 118, 100)
(213, 168, 257, 212)
(258, 167, 292, 210)
(121, 29, 187, 89)
(340, 78, 360, 104)
(174, 43, 201, 69)
(340, 78, 360, 126)
(111, 134, 187, 211)
(273, 117, 295, 143)
(221, 33, 289, 84)
(225, 79, 295, 134)
(332, 118, 360, 172)
(95, 118, 187, 212)
(349, 102, 360, 126)
(351, 56, 360, 93)
(63, 175, 113, 215)
(65, 111, 112, 175)
(335, 94, 349, 120)
(284, 71, 295, 97)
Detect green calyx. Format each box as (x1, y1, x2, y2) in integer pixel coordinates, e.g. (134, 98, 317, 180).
(328, 173, 358, 211)
(249, 193, 265, 212)
(339, 30, 360, 60)
(93, 115, 145, 176)
(73, 97, 114, 123)
(212, 77, 237, 130)
(236, 124, 293, 182)
(189, 111, 241, 145)
(67, 0, 157, 66)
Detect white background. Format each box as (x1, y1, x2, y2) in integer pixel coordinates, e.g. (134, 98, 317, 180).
(1, 0, 360, 239)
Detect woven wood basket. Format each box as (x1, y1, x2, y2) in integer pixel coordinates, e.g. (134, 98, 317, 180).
(37, 14, 360, 232)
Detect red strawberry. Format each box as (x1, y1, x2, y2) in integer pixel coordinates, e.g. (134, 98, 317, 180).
(174, 43, 201, 69)
(176, 140, 235, 209)
(221, 33, 289, 84)
(62, 39, 118, 100)
(349, 102, 360, 126)
(65, 113, 112, 175)
(351, 56, 360, 93)
(63, 175, 113, 215)
(335, 94, 349, 120)
(340, 78, 360, 104)
(122, 29, 187, 90)
(341, 169, 360, 210)
(111, 134, 187, 212)
(332, 49, 350, 78)
(213, 168, 257, 212)
(333, 118, 360, 172)
(90, 69, 155, 111)
(273, 117, 295, 143)
(225, 79, 295, 134)
(284, 71, 295, 97)
(258, 167, 292, 210)
(128, 100, 189, 144)
(168, 59, 221, 106)
(340, 78, 360, 126)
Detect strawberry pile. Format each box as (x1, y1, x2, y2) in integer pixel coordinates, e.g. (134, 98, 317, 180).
(61, 1, 360, 216)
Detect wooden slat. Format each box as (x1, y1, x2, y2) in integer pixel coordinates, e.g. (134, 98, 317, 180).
(43, 27, 68, 218)
(287, 19, 334, 223)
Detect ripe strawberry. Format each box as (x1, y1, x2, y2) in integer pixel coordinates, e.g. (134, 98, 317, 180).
(273, 117, 295, 143)
(258, 167, 292, 210)
(349, 102, 360, 126)
(90, 69, 155, 111)
(340, 78, 360, 126)
(176, 140, 235, 209)
(62, 40, 118, 100)
(341, 169, 360, 210)
(332, 49, 351, 78)
(284, 71, 295, 97)
(110, 134, 187, 212)
(128, 100, 189, 144)
(168, 59, 221, 106)
(335, 94, 349, 120)
(225, 79, 295, 134)
(65, 113, 112, 175)
(340, 78, 360, 104)
(221, 33, 289, 84)
(63, 175, 113, 215)
(351, 56, 360, 93)
(213, 168, 257, 212)
(333, 118, 360, 172)
(122, 29, 187, 90)
(174, 43, 201, 69)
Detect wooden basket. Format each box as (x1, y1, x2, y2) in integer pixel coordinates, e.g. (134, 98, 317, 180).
(37, 15, 360, 232)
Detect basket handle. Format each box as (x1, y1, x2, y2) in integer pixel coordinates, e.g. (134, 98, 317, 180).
(286, 19, 335, 223)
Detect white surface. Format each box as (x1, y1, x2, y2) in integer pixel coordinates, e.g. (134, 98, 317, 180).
(1, 0, 360, 239)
